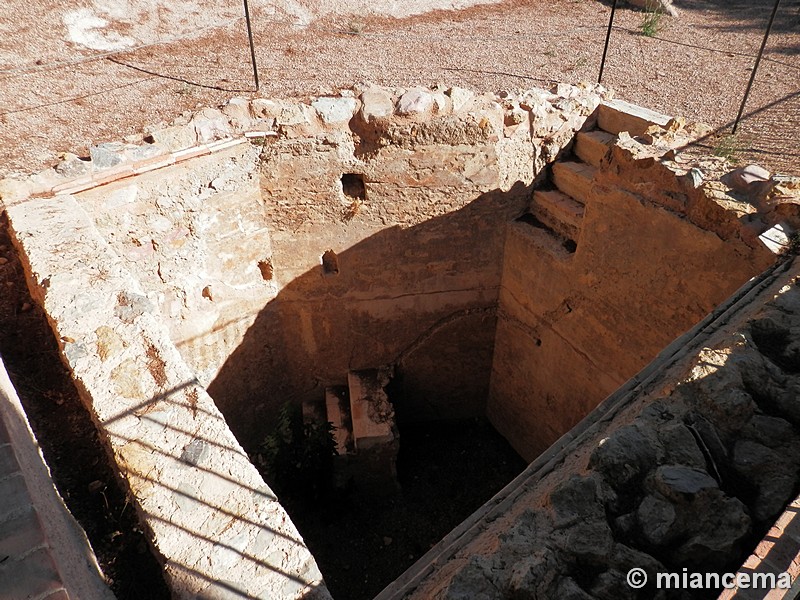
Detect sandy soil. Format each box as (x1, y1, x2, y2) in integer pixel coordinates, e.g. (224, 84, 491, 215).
(0, 0, 798, 176)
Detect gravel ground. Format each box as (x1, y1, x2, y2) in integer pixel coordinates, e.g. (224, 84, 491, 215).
(0, 0, 798, 178)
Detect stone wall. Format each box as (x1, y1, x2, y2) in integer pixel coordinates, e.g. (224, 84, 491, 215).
(5, 195, 328, 600)
(378, 255, 800, 600)
(488, 106, 778, 461)
(204, 84, 606, 448)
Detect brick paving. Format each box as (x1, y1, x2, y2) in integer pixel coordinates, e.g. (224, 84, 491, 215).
(0, 359, 115, 600)
(0, 415, 69, 600)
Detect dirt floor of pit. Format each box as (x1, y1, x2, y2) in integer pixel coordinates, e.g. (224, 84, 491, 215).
(0, 215, 171, 600)
(258, 417, 527, 600)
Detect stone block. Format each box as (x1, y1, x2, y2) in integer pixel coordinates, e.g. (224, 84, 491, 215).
(347, 368, 397, 449)
(0, 442, 20, 478)
(312, 97, 358, 125)
(574, 130, 615, 167)
(0, 505, 45, 560)
(0, 474, 31, 522)
(551, 161, 597, 203)
(358, 87, 394, 123)
(221, 97, 254, 129)
(89, 142, 127, 170)
(149, 124, 197, 152)
(597, 99, 673, 137)
(397, 88, 434, 116)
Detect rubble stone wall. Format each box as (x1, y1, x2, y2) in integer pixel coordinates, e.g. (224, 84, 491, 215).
(489, 137, 776, 461)
(202, 84, 607, 447)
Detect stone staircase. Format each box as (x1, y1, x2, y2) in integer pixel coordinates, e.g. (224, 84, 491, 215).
(518, 100, 677, 258)
(305, 367, 399, 490)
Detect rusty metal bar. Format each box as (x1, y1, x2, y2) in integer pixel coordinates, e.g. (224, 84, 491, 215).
(243, 0, 260, 91)
(733, 0, 782, 134)
(598, 0, 619, 84)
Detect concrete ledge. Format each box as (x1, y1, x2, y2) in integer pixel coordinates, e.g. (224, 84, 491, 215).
(6, 196, 329, 600)
(0, 357, 116, 600)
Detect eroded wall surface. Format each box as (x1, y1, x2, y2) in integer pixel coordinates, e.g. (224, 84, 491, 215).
(379, 255, 800, 600)
(488, 112, 778, 461)
(205, 85, 605, 447)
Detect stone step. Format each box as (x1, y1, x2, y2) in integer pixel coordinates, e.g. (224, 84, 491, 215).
(324, 387, 355, 455)
(597, 99, 673, 137)
(347, 368, 398, 451)
(574, 130, 615, 167)
(551, 161, 596, 204)
(531, 190, 584, 242)
(511, 218, 576, 259)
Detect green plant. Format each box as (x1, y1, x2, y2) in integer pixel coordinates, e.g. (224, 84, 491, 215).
(713, 134, 742, 163)
(641, 9, 663, 37)
(260, 402, 337, 499)
(786, 231, 800, 255)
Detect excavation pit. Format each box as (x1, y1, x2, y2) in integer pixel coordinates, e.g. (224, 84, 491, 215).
(2, 84, 800, 599)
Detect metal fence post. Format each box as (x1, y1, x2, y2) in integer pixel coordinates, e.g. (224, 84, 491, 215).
(732, 0, 782, 134)
(598, 0, 619, 84)
(243, 0, 260, 91)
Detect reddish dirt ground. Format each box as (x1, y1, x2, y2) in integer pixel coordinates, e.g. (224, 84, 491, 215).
(0, 0, 798, 178)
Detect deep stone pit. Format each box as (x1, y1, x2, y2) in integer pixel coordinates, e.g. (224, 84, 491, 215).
(1, 83, 799, 599)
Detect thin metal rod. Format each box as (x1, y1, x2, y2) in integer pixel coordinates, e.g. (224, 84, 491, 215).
(243, 0, 260, 91)
(732, 0, 781, 134)
(598, 0, 618, 84)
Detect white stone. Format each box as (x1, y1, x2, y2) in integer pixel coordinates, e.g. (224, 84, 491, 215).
(192, 108, 233, 143)
(222, 97, 254, 129)
(312, 97, 358, 124)
(448, 86, 475, 113)
(397, 88, 434, 115)
(359, 87, 395, 121)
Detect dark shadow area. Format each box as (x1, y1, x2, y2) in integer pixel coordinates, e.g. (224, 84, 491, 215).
(206, 182, 532, 596)
(673, 0, 800, 35)
(270, 417, 525, 600)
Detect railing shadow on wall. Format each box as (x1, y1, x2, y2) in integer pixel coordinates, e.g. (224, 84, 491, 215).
(100, 380, 328, 599)
(207, 181, 534, 453)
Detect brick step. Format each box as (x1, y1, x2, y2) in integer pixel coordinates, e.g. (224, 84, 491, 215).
(597, 99, 673, 137)
(513, 216, 576, 259)
(324, 386, 355, 455)
(531, 190, 584, 242)
(551, 161, 596, 204)
(574, 130, 616, 167)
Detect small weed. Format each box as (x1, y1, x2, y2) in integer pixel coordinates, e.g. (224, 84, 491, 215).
(174, 82, 194, 96)
(574, 56, 588, 69)
(260, 402, 337, 500)
(345, 20, 364, 34)
(713, 134, 742, 163)
(641, 9, 663, 37)
(544, 50, 555, 58)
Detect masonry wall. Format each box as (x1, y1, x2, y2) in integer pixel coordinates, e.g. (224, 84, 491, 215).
(72, 144, 274, 389)
(488, 140, 776, 461)
(206, 86, 603, 449)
